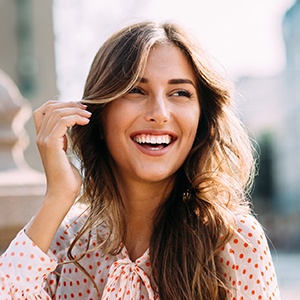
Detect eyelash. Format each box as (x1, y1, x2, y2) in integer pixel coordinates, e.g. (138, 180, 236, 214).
(172, 90, 193, 98)
(128, 87, 144, 94)
(128, 87, 194, 99)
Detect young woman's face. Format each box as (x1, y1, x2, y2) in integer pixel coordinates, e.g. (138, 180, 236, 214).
(102, 44, 200, 186)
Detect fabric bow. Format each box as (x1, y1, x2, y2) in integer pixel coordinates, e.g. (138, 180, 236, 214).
(101, 247, 156, 300)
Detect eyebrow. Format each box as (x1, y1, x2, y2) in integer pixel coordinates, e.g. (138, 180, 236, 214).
(168, 78, 196, 87)
(139, 77, 196, 88)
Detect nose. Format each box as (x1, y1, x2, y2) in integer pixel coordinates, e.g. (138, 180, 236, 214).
(144, 94, 170, 124)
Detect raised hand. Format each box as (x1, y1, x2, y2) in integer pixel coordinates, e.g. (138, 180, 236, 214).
(34, 100, 91, 205)
(26, 100, 92, 252)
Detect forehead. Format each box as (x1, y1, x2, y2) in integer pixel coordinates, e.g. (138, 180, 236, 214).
(142, 44, 197, 83)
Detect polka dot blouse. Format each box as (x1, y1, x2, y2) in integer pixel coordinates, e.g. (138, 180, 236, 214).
(0, 206, 280, 299)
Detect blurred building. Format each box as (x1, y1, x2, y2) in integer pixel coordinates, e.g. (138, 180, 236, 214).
(0, 0, 57, 251)
(0, 0, 58, 172)
(237, 0, 300, 250)
(279, 0, 300, 213)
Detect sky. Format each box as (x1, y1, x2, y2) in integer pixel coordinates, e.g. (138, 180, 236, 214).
(53, 0, 296, 100)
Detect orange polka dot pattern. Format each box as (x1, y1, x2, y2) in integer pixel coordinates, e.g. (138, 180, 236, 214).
(219, 214, 280, 299)
(0, 207, 280, 299)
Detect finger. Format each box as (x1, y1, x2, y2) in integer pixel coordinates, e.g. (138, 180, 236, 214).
(34, 100, 87, 134)
(34, 100, 63, 134)
(36, 113, 91, 152)
(38, 106, 91, 141)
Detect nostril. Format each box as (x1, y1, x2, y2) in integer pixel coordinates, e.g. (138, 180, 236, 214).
(144, 99, 170, 124)
(146, 113, 170, 124)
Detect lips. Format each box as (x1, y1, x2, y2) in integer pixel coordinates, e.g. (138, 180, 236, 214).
(130, 131, 177, 154)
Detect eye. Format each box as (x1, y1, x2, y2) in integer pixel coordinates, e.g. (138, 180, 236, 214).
(128, 87, 144, 95)
(172, 90, 193, 98)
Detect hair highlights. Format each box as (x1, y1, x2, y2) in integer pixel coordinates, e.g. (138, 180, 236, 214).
(68, 21, 255, 299)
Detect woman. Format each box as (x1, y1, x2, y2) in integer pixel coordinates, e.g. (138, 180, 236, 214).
(0, 21, 280, 299)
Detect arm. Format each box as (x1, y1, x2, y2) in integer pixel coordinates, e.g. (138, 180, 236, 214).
(26, 100, 91, 253)
(0, 229, 57, 299)
(0, 100, 91, 299)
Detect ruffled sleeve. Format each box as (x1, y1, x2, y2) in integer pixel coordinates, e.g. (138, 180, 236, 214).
(0, 229, 57, 300)
(220, 214, 280, 300)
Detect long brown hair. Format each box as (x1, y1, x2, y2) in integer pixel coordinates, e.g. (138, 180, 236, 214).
(69, 21, 255, 299)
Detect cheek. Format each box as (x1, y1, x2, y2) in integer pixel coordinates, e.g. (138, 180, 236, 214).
(103, 122, 122, 152)
(185, 107, 201, 136)
(184, 115, 200, 151)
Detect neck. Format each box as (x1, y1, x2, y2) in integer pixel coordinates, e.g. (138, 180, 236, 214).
(116, 176, 174, 261)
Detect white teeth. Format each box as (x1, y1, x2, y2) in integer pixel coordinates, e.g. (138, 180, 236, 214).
(134, 134, 172, 145)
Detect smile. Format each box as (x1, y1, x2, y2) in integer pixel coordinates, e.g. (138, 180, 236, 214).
(133, 134, 172, 145)
(131, 132, 177, 154)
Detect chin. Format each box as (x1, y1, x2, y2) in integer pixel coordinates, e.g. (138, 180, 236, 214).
(137, 170, 176, 184)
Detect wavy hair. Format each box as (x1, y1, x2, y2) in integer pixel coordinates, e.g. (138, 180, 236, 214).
(68, 21, 255, 299)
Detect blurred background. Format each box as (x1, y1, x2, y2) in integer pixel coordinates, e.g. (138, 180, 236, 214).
(0, 0, 299, 298)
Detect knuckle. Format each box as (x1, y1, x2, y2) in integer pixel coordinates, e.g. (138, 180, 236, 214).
(43, 136, 53, 147)
(45, 100, 59, 108)
(56, 116, 69, 126)
(36, 137, 46, 150)
(36, 134, 53, 148)
(35, 136, 41, 146)
(52, 108, 62, 118)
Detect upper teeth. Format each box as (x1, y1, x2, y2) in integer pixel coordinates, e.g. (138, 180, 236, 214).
(133, 134, 172, 144)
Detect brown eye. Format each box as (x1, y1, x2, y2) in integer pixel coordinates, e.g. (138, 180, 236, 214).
(172, 90, 193, 98)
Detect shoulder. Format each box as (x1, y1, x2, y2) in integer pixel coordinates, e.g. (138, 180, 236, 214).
(222, 213, 271, 258)
(233, 213, 267, 247)
(219, 213, 280, 299)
